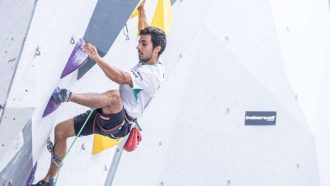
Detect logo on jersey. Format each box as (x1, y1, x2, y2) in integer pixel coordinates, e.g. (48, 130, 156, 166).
(131, 70, 143, 81)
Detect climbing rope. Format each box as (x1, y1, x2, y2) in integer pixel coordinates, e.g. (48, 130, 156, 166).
(54, 108, 95, 185)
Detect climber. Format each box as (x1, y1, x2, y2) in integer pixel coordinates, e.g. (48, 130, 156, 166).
(33, 0, 167, 185)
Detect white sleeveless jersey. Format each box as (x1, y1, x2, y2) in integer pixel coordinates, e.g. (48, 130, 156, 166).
(119, 61, 165, 119)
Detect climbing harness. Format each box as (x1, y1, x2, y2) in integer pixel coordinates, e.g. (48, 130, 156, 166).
(92, 112, 126, 138)
(92, 111, 136, 139)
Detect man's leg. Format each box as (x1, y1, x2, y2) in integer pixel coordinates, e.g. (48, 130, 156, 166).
(37, 90, 123, 184)
(69, 90, 123, 113)
(42, 118, 75, 182)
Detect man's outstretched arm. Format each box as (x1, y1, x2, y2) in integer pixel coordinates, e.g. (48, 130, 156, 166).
(84, 43, 132, 86)
(138, 0, 149, 32)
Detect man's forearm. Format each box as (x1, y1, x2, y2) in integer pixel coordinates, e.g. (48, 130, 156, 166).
(95, 57, 131, 85)
(138, 7, 149, 32)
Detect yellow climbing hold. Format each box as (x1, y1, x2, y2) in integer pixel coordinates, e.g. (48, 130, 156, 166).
(130, 0, 144, 19)
(92, 134, 121, 155)
(151, 0, 173, 34)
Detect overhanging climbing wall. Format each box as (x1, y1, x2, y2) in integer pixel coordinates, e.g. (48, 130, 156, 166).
(1, 0, 330, 185)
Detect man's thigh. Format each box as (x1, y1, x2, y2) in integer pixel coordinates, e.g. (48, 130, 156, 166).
(72, 110, 97, 137)
(55, 118, 76, 138)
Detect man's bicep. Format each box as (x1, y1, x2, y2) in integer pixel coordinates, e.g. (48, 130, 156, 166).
(124, 71, 133, 86)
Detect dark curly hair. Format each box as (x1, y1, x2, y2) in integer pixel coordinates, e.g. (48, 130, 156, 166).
(139, 26, 167, 56)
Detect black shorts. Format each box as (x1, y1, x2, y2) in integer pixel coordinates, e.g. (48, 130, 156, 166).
(73, 108, 131, 139)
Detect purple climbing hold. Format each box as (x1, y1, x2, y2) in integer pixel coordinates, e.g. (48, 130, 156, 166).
(42, 87, 62, 117)
(60, 38, 88, 78)
(26, 162, 37, 186)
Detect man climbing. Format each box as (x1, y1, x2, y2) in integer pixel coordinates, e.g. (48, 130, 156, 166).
(33, 1, 166, 185)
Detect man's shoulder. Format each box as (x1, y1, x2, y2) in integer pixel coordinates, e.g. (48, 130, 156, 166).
(131, 61, 164, 77)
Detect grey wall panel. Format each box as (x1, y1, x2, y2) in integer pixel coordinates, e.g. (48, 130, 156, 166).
(77, 0, 139, 79)
(0, 121, 33, 186)
(0, 108, 34, 171)
(0, 0, 37, 122)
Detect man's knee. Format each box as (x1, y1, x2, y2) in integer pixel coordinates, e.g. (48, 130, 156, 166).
(55, 124, 66, 140)
(55, 119, 75, 139)
(105, 90, 122, 107)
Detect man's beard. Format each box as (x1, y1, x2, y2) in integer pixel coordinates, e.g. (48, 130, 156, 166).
(139, 55, 152, 63)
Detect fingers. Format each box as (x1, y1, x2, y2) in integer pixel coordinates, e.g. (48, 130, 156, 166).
(83, 43, 100, 61)
(84, 43, 96, 51)
(84, 43, 96, 55)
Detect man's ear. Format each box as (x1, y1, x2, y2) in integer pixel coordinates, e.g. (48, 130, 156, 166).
(153, 46, 161, 54)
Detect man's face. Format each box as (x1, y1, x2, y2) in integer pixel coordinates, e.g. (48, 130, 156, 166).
(137, 34, 154, 62)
